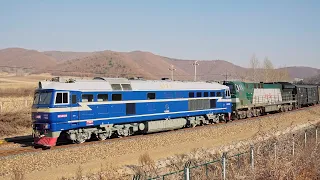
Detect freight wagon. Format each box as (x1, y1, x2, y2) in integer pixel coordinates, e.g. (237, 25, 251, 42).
(295, 85, 318, 107)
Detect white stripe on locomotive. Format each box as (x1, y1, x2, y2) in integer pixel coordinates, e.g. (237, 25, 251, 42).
(67, 108, 228, 123)
(32, 97, 231, 113)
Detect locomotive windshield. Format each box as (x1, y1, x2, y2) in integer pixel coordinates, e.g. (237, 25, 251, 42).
(33, 91, 52, 105)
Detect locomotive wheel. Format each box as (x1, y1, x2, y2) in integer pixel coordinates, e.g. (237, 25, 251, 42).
(255, 109, 260, 116)
(240, 111, 247, 119)
(74, 133, 87, 144)
(123, 128, 130, 137)
(252, 109, 257, 117)
(234, 112, 240, 120)
(246, 110, 252, 118)
(98, 133, 108, 141)
(74, 138, 85, 144)
(284, 106, 289, 112)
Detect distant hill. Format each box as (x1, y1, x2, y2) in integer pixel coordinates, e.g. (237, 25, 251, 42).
(0, 48, 56, 74)
(0, 47, 319, 81)
(280, 66, 320, 80)
(48, 51, 246, 81)
(48, 50, 145, 78)
(43, 51, 92, 62)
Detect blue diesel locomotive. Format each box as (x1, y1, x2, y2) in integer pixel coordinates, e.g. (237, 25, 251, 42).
(32, 77, 232, 147)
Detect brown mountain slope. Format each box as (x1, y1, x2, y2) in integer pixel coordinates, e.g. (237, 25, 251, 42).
(48, 51, 149, 78)
(43, 51, 93, 62)
(48, 51, 249, 81)
(49, 50, 191, 80)
(280, 66, 320, 79)
(0, 48, 319, 81)
(0, 48, 57, 69)
(124, 51, 191, 80)
(48, 50, 320, 81)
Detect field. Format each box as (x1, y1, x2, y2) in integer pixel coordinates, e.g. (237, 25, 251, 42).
(0, 74, 51, 138)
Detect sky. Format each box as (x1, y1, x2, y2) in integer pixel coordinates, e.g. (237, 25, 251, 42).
(0, 0, 319, 68)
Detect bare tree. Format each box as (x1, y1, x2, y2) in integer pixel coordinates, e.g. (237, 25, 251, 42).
(277, 66, 290, 82)
(263, 57, 275, 82)
(249, 54, 260, 82)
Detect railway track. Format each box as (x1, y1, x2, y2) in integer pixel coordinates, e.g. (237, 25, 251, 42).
(0, 105, 318, 158)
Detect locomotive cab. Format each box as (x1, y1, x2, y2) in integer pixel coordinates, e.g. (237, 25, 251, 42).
(32, 88, 78, 147)
(32, 89, 54, 128)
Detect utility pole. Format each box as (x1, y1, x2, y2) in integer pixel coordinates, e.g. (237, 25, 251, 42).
(224, 70, 231, 81)
(15, 65, 17, 76)
(169, 64, 176, 81)
(193, 60, 199, 81)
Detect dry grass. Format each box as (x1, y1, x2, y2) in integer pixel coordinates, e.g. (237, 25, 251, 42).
(58, 164, 131, 180)
(0, 74, 49, 97)
(0, 73, 51, 81)
(0, 95, 33, 113)
(132, 153, 158, 179)
(166, 128, 320, 180)
(0, 76, 47, 137)
(75, 166, 83, 180)
(66, 126, 320, 180)
(10, 167, 25, 180)
(0, 88, 35, 97)
(0, 110, 31, 137)
(0, 91, 33, 137)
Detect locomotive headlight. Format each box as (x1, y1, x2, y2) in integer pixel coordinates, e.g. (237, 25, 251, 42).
(42, 123, 50, 129)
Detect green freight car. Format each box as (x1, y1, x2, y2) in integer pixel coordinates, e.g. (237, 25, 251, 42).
(223, 81, 297, 119)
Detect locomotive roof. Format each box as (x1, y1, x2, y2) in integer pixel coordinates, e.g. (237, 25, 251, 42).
(38, 77, 229, 91)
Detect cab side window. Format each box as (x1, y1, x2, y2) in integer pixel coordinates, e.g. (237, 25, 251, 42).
(98, 94, 108, 102)
(56, 92, 69, 104)
(189, 92, 195, 98)
(112, 94, 122, 101)
(82, 94, 94, 102)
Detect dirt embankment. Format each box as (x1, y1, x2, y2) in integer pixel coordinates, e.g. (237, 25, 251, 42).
(0, 106, 320, 180)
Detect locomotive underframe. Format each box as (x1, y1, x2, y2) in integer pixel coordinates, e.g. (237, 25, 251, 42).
(61, 113, 228, 144)
(233, 100, 297, 119)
